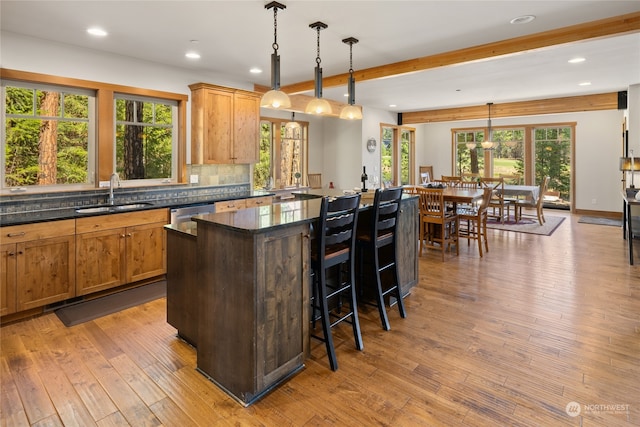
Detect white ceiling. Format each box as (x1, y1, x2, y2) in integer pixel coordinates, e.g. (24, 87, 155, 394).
(2, 1, 640, 114)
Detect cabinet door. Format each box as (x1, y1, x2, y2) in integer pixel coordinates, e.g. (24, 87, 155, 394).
(397, 197, 419, 295)
(245, 196, 272, 208)
(1, 243, 17, 316)
(233, 92, 260, 163)
(17, 235, 75, 311)
(126, 222, 166, 283)
(76, 228, 127, 296)
(214, 199, 247, 212)
(203, 89, 233, 163)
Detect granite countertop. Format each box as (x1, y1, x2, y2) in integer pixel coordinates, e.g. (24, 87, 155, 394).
(0, 191, 275, 227)
(191, 188, 417, 235)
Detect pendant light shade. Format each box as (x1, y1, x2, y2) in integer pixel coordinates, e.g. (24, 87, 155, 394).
(481, 102, 496, 150)
(261, 2, 291, 109)
(339, 37, 362, 120)
(305, 22, 332, 115)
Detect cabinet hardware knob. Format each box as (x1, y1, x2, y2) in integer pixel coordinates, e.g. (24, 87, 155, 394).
(127, 233, 132, 237)
(8, 252, 15, 256)
(7, 232, 26, 237)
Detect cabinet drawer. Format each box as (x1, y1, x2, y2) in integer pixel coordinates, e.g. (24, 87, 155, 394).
(2, 219, 75, 243)
(246, 196, 272, 208)
(214, 199, 247, 212)
(76, 208, 168, 233)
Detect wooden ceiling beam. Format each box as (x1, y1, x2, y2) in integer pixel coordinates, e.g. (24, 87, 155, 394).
(276, 11, 640, 95)
(400, 92, 620, 124)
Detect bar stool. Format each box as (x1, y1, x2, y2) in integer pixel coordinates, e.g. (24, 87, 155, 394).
(310, 194, 363, 371)
(356, 187, 406, 331)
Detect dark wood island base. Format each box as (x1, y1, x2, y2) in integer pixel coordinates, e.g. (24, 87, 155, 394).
(165, 192, 418, 405)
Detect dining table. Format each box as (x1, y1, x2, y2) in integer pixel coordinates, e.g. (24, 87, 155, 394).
(500, 184, 539, 202)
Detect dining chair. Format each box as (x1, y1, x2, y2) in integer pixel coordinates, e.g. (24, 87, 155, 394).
(514, 176, 550, 225)
(416, 186, 459, 261)
(458, 188, 493, 257)
(403, 185, 419, 195)
(461, 172, 481, 181)
(480, 177, 509, 223)
(310, 193, 363, 370)
(307, 173, 322, 189)
(356, 187, 406, 331)
(499, 173, 523, 185)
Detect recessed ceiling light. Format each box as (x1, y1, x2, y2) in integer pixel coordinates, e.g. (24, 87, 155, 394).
(185, 52, 201, 59)
(578, 81, 592, 86)
(249, 67, 262, 74)
(568, 57, 586, 64)
(389, 104, 397, 108)
(87, 27, 107, 37)
(510, 15, 535, 25)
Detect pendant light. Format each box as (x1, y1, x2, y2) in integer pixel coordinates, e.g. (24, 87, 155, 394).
(305, 22, 332, 115)
(481, 102, 495, 150)
(339, 37, 362, 120)
(261, 2, 291, 109)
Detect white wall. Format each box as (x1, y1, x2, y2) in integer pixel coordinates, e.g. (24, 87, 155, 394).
(414, 109, 626, 213)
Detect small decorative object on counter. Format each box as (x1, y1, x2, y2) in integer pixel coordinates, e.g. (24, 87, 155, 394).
(361, 166, 368, 192)
(329, 181, 334, 189)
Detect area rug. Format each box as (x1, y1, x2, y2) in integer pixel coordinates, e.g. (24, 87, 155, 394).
(578, 216, 622, 227)
(55, 281, 166, 327)
(486, 215, 565, 236)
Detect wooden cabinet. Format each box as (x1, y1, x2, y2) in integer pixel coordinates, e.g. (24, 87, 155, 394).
(189, 83, 260, 164)
(215, 195, 272, 212)
(1, 243, 17, 316)
(214, 198, 247, 213)
(1, 220, 76, 312)
(397, 196, 419, 295)
(166, 228, 198, 346)
(245, 195, 272, 208)
(196, 218, 309, 405)
(76, 209, 168, 296)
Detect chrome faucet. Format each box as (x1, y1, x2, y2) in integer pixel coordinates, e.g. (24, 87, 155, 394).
(109, 173, 120, 205)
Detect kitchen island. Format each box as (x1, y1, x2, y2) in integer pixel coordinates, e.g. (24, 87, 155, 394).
(165, 191, 418, 405)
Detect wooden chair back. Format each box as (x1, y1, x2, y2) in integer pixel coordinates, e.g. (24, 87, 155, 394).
(417, 187, 446, 221)
(499, 173, 522, 185)
(419, 165, 433, 184)
(308, 173, 322, 189)
(480, 177, 507, 222)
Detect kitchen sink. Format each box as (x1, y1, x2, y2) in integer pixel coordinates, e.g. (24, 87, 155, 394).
(75, 202, 152, 214)
(112, 203, 152, 211)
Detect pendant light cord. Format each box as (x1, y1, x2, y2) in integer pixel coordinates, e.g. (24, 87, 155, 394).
(272, 6, 279, 54)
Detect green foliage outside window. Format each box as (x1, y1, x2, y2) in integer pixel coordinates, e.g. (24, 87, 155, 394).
(4, 86, 90, 186)
(115, 98, 173, 180)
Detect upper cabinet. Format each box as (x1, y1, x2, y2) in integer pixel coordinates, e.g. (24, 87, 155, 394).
(189, 83, 260, 164)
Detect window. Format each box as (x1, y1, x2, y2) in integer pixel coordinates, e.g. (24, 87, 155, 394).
(533, 126, 572, 205)
(254, 117, 308, 189)
(382, 125, 415, 185)
(455, 130, 485, 177)
(114, 94, 177, 182)
(453, 123, 573, 208)
(2, 81, 96, 188)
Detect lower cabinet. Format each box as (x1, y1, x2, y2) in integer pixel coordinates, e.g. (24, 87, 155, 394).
(76, 209, 168, 296)
(1, 219, 76, 313)
(397, 196, 419, 295)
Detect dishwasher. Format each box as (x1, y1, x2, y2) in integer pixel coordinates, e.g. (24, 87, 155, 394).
(170, 203, 216, 226)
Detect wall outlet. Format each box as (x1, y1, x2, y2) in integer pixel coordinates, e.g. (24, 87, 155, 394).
(190, 174, 199, 184)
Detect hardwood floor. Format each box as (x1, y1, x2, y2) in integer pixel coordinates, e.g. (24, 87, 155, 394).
(2, 210, 639, 426)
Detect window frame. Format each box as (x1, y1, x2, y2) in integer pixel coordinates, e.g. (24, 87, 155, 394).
(254, 116, 309, 189)
(0, 68, 187, 194)
(381, 124, 415, 186)
(1, 80, 97, 191)
(113, 93, 178, 185)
